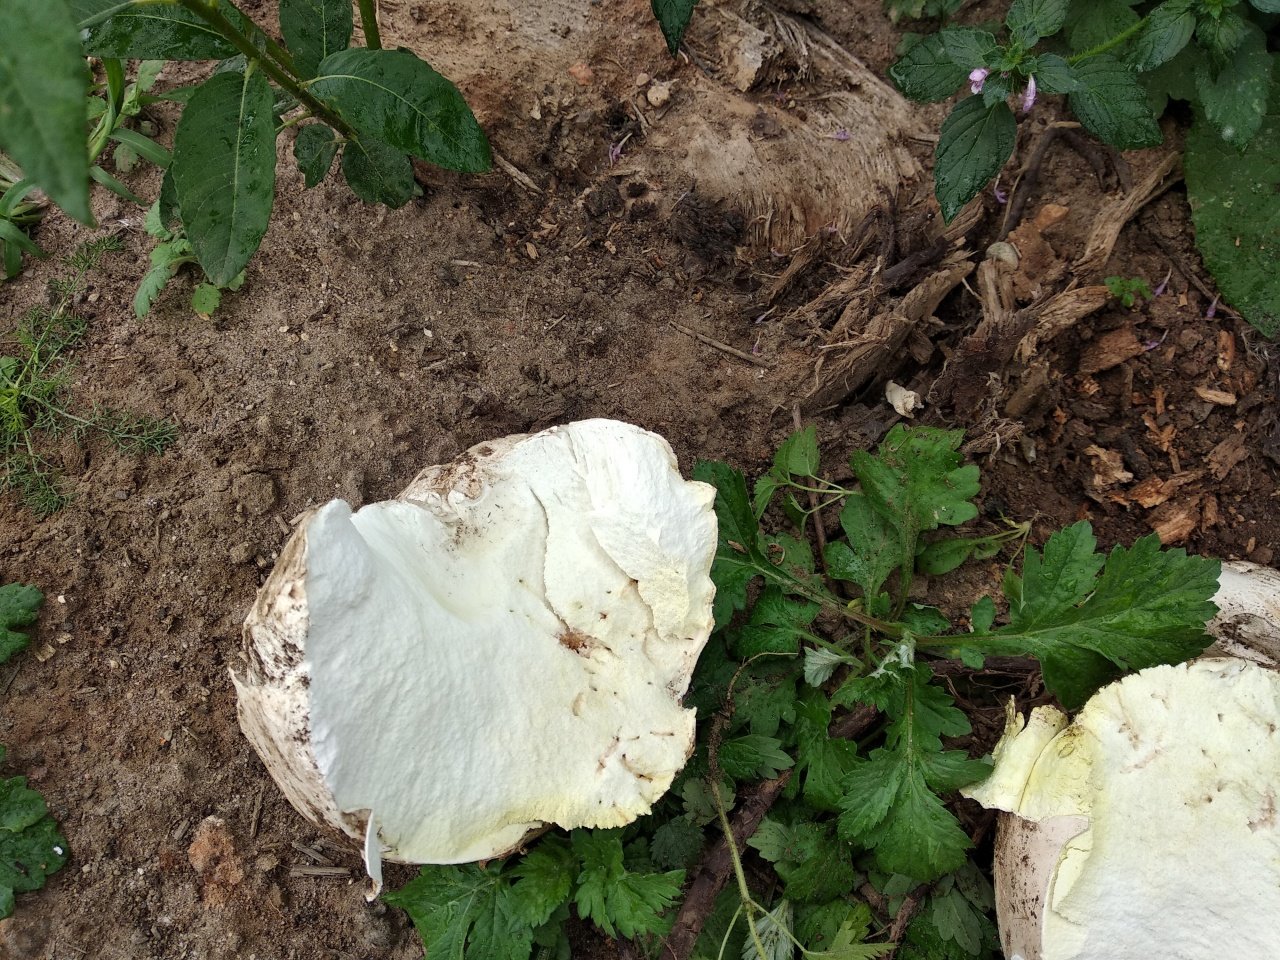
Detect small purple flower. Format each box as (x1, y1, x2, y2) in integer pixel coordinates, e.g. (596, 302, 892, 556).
(1020, 75, 1037, 114)
(993, 178, 1008, 204)
(608, 141, 623, 166)
(969, 67, 990, 95)
(1206, 295, 1219, 320)
(1153, 269, 1171, 298)
(830, 128, 850, 142)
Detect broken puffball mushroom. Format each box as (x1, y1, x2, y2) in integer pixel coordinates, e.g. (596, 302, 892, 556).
(232, 420, 717, 892)
(962, 563, 1280, 960)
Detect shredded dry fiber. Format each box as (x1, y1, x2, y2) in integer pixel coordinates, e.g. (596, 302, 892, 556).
(397, 0, 927, 251)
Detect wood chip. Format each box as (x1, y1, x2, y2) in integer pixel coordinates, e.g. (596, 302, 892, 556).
(1079, 327, 1145, 375)
(1149, 497, 1201, 544)
(1208, 432, 1249, 481)
(1194, 385, 1237, 406)
(1123, 470, 1203, 508)
(1217, 330, 1236, 372)
(1084, 445, 1133, 491)
(289, 865, 349, 878)
(290, 841, 334, 865)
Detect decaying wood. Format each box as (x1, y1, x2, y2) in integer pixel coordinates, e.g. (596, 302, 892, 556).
(1014, 285, 1111, 362)
(1073, 148, 1181, 278)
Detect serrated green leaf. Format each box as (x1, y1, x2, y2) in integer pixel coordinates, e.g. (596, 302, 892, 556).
(794, 692, 861, 810)
(312, 48, 490, 173)
(172, 70, 276, 287)
(1193, 27, 1272, 150)
(1185, 82, 1280, 338)
(1031, 53, 1079, 94)
(508, 836, 575, 927)
(294, 124, 339, 188)
(734, 667, 800, 738)
(889, 33, 968, 103)
(775, 426, 820, 479)
(572, 830, 684, 939)
(803, 647, 855, 687)
(797, 900, 875, 954)
(1006, 0, 1070, 46)
(1194, 10, 1251, 68)
(681, 776, 736, 825)
(191, 282, 221, 317)
(742, 899, 794, 960)
(935, 96, 1016, 223)
(0, 778, 46, 834)
(651, 817, 706, 870)
(1068, 55, 1162, 149)
(279, 0, 353, 78)
(134, 238, 193, 318)
(735, 588, 819, 657)
(719, 734, 794, 780)
(939, 27, 999, 70)
(0, 584, 42, 665)
(651, 0, 700, 54)
(70, 0, 245, 59)
(1128, 0, 1196, 71)
(385, 864, 536, 960)
(748, 822, 855, 904)
(961, 522, 1220, 708)
(341, 137, 415, 207)
(0, 0, 91, 223)
(0, 801, 67, 920)
(1065, 0, 1141, 53)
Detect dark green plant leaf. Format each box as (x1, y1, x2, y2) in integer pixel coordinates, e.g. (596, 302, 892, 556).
(939, 27, 999, 70)
(775, 426, 820, 479)
(572, 831, 684, 939)
(0, 0, 91, 223)
(507, 836, 575, 927)
(1006, 0, 1070, 46)
(733, 587, 819, 657)
(719, 734, 794, 780)
(294, 124, 339, 188)
(889, 33, 967, 103)
(0, 798, 67, 920)
(1029, 53, 1079, 93)
(1185, 82, 1280, 337)
(384, 864, 536, 960)
(171, 69, 276, 287)
(312, 49, 491, 173)
(793, 690, 861, 811)
(650, 817, 705, 871)
(1249, 0, 1280, 11)
(133, 238, 194, 317)
(70, 0, 245, 60)
(955, 522, 1220, 707)
(279, 0, 353, 78)
(1195, 10, 1251, 69)
(1065, 0, 1141, 53)
(1193, 26, 1272, 150)
(0, 584, 42, 665)
(651, 0, 700, 54)
(1067, 55, 1162, 150)
(935, 96, 1016, 223)
(747, 819, 855, 902)
(341, 137, 415, 207)
(980, 72, 1013, 108)
(1128, 0, 1196, 71)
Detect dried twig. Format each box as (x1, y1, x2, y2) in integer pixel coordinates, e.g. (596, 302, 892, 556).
(669, 320, 774, 369)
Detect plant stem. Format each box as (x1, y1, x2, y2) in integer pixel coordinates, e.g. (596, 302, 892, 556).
(357, 0, 382, 49)
(172, 0, 357, 140)
(1068, 17, 1148, 64)
(712, 781, 768, 960)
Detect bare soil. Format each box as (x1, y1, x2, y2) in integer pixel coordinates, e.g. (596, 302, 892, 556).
(1, 1, 1276, 958)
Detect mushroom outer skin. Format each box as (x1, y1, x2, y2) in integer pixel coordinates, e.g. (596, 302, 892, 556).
(232, 419, 718, 878)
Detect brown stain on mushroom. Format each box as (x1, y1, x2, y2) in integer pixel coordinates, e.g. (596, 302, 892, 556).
(558, 628, 598, 656)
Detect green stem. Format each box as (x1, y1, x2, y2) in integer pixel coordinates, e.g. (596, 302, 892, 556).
(357, 0, 382, 49)
(1068, 16, 1148, 64)
(172, 0, 356, 139)
(712, 781, 769, 960)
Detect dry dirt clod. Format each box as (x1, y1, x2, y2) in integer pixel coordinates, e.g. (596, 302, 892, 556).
(187, 816, 245, 906)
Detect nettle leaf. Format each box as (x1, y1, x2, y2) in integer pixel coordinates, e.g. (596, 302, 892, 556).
(1068, 56, 1162, 150)
(650, 817, 705, 871)
(890, 33, 968, 103)
(0, 584, 42, 665)
(1006, 0, 1070, 46)
(695, 460, 768, 626)
(294, 124, 339, 188)
(835, 669, 989, 881)
(719, 734, 794, 780)
(1030, 53, 1079, 94)
(734, 587, 819, 657)
(508, 836, 575, 927)
(1128, 0, 1196, 71)
(172, 69, 276, 287)
(960, 521, 1220, 708)
(1065, 0, 1141, 53)
(312, 49, 490, 173)
(1185, 82, 1280, 338)
(572, 831, 684, 939)
(0, 0, 91, 223)
(279, 0, 353, 78)
(1193, 26, 1272, 150)
(71, 0, 246, 60)
(935, 96, 1016, 223)
(651, 0, 700, 54)
(794, 690, 861, 811)
(749, 820, 856, 903)
(939, 27, 998, 71)
(1195, 10, 1251, 68)
(385, 864, 539, 960)
(341, 137, 415, 208)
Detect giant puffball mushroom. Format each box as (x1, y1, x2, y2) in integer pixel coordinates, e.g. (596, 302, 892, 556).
(1207, 560, 1280, 666)
(232, 420, 717, 892)
(963, 657, 1280, 960)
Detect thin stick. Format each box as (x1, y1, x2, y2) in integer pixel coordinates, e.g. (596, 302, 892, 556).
(357, 0, 382, 49)
(668, 321, 774, 369)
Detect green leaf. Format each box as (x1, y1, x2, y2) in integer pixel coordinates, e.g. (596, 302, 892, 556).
(0, 584, 42, 665)
(1185, 83, 1280, 337)
(384, 864, 537, 960)
(70, 0, 244, 60)
(1249, 0, 1280, 11)
(279, 0, 353, 78)
(191, 282, 221, 316)
(835, 669, 989, 881)
(109, 127, 171, 169)
(803, 647, 856, 687)
(775, 426, 820, 479)
(1128, 0, 1196, 71)
(133, 238, 194, 318)
(1006, 0, 1070, 46)
(719, 734, 794, 780)
(734, 587, 819, 657)
(0, 0, 91, 223)
(935, 97, 1016, 223)
(294, 124, 339, 188)
(0, 794, 67, 920)
(889, 33, 968, 103)
(341, 137, 415, 207)
(794, 692, 861, 811)
(1067, 55, 1162, 150)
(742, 899, 795, 960)
(962, 522, 1220, 708)
(1194, 10, 1251, 69)
(572, 830, 684, 939)
(748, 821, 855, 903)
(651, 0, 700, 55)
(650, 817, 706, 870)
(694, 460, 775, 627)
(1031, 53, 1079, 94)
(1193, 27, 1272, 150)
(1065, 0, 1141, 53)
(172, 70, 276, 287)
(312, 48, 490, 173)
(508, 836, 575, 927)
(0, 221, 44, 262)
(939, 27, 999, 70)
